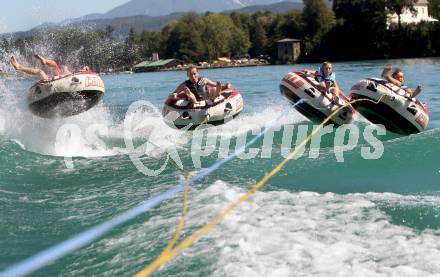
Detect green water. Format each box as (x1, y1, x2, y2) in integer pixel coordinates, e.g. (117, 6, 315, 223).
(1, 59, 439, 276)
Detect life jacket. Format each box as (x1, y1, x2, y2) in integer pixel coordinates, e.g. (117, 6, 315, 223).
(185, 77, 209, 101)
(316, 67, 336, 87)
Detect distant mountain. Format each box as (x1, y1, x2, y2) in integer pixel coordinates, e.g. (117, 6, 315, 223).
(105, 0, 240, 18)
(227, 1, 303, 14)
(5, 1, 303, 38)
(78, 0, 303, 20)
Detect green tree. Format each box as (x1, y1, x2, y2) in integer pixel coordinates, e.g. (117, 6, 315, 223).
(123, 27, 140, 65)
(230, 28, 251, 57)
(105, 25, 115, 39)
(386, 0, 416, 30)
(303, 0, 336, 37)
(249, 16, 268, 57)
(139, 30, 161, 60)
(229, 12, 252, 33)
(126, 27, 136, 48)
(202, 14, 237, 60)
(165, 13, 205, 62)
(431, 21, 440, 55)
(428, 0, 440, 19)
(160, 20, 178, 57)
(331, 0, 388, 60)
(302, 0, 336, 55)
(333, 0, 388, 31)
(278, 11, 304, 39)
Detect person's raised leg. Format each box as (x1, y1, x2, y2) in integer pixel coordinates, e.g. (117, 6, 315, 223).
(34, 54, 58, 67)
(35, 54, 63, 77)
(215, 81, 221, 97)
(185, 88, 198, 105)
(209, 81, 222, 99)
(11, 55, 48, 80)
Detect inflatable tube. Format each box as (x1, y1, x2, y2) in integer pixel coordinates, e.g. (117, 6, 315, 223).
(162, 86, 244, 129)
(349, 78, 429, 135)
(27, 72, 104, 118)
(280, 70, 355, 126)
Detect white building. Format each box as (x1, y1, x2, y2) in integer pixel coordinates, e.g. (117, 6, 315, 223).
(388, 0, 438, 25)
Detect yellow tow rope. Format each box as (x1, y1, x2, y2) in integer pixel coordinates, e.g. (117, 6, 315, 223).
(135, 97, 384, 276)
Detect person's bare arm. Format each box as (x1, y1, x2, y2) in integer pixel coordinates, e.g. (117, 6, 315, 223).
(381, 64, 392, 78)
(303, 69, 317, 75)
(318, 81, 327, 90)
(170, 82, 188, 99)
(381, 64, 402, 86)
(384, 74, 402, 87)
(172, 82, 187, 95)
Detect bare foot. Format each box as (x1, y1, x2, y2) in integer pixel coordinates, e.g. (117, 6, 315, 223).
(215, 81, 221, 96)
(412, 85, 422, 98)
(10, 55, 19, 70)
(34, 54, 46, 65)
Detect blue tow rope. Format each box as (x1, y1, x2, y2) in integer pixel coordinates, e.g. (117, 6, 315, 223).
(0, 100, 303, 277)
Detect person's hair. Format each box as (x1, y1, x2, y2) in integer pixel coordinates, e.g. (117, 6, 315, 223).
(322, 61, 332, 68)
(319, 61, 333, 76)
(187, 64, 197, 75)
(392, 68, 403, 78)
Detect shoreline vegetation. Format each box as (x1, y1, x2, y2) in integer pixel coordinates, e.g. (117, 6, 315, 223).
(0, 60, 271, 79)
(133, 58, 270, 73)
(1, 0, 440, 75)
(3, 57, 439, 80)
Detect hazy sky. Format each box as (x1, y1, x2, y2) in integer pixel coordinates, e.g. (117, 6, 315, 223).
(0, 0, 130, 34)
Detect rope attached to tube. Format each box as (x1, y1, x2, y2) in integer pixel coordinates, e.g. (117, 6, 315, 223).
(136, 97, 384, 276)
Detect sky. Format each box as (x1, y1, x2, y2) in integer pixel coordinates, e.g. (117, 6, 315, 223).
(0, 0, 130, 34)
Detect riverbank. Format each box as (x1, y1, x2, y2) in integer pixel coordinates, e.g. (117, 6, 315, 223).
(131, 58, 270, 74)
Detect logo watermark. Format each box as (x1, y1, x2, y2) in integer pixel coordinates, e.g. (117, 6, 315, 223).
(55, 100, 387, 176)
(0, 116, 5, 133)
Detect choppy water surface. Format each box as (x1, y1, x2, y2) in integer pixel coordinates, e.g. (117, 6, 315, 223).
(1, 59, 439, 276)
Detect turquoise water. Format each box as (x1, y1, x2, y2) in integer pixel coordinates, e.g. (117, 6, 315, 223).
(1, 59, 440, 276)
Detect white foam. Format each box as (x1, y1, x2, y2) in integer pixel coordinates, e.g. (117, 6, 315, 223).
(121, 103, 187, 156)
(0, 115, 4, 134)
(180, 182, 440, 276)
(215, 104, 306, 138)
(0, 78, 188, 158)
(0, 98, 123, 157)
(63, 181, 440, 276)
(0, 38, 147, 157)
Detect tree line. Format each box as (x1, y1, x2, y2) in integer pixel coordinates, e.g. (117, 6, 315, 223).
(2, 0, 440, 72)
